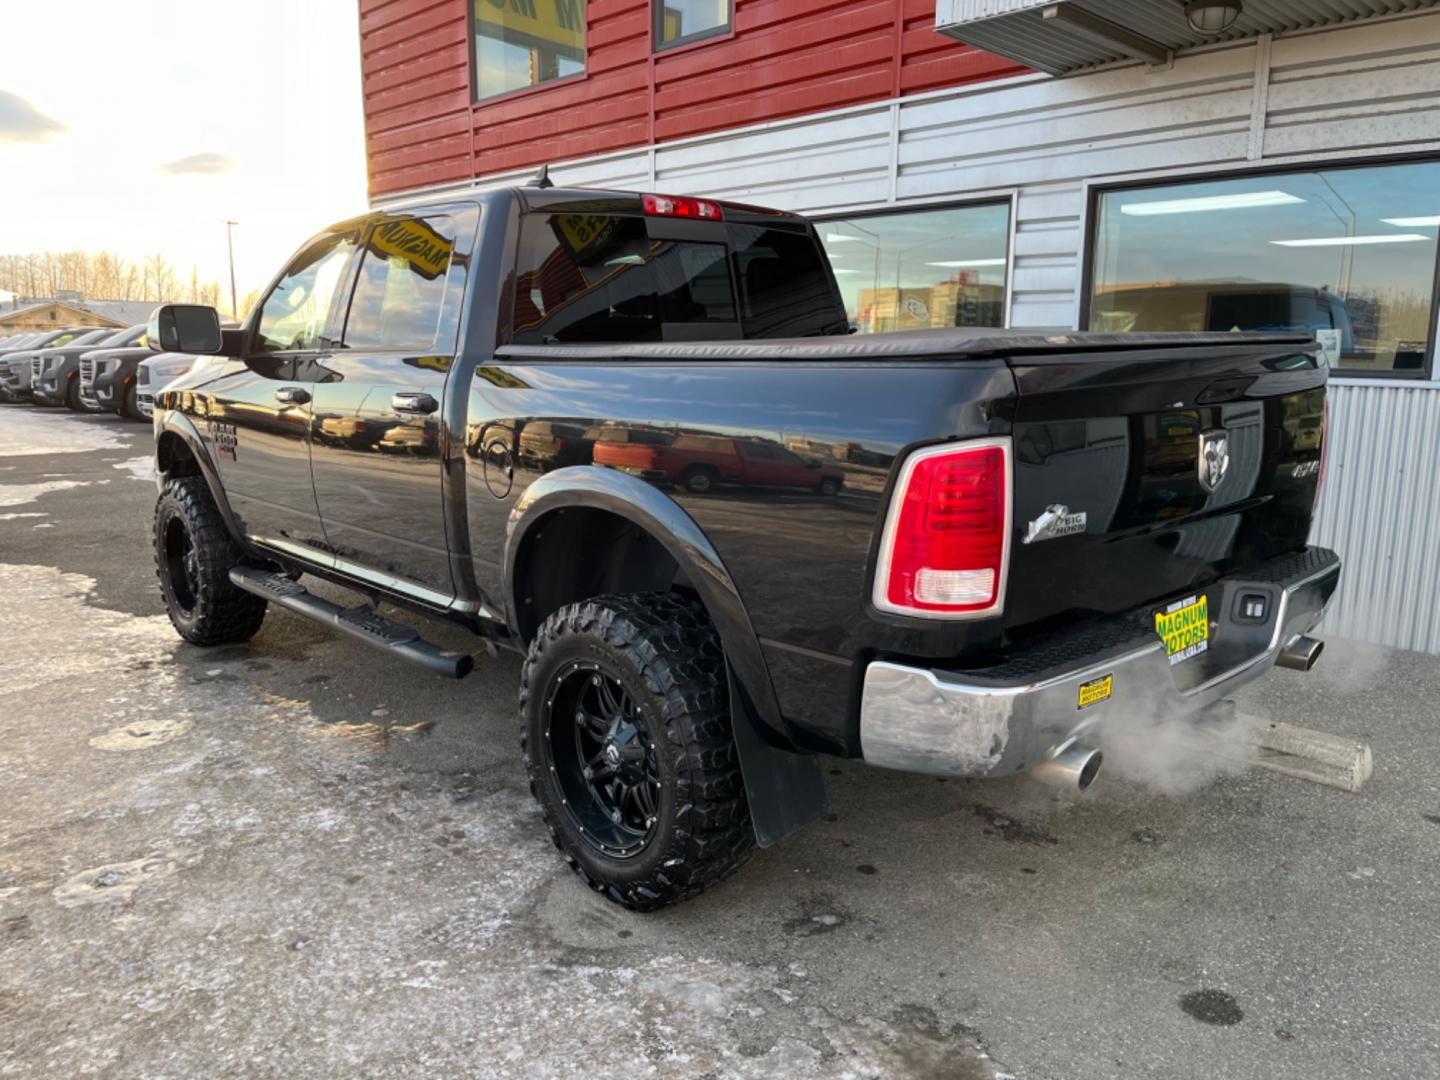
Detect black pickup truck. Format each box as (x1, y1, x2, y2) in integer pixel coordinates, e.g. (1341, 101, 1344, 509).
(146, 184, 1339, 911)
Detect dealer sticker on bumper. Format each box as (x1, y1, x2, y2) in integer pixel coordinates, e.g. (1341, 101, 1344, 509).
(1077, 674, 1113, 710)
(1156, 594, 1209, 666)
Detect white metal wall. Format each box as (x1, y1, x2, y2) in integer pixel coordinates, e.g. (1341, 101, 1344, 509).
(392, 10, 1440, 651)
(1317, 382, 1440, 651)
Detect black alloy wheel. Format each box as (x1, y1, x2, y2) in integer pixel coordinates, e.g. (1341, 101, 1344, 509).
(543, 660, 661, 857)
(163, 515, 201, 619)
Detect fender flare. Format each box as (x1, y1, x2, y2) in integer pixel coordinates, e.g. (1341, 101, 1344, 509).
(504, 466, 826, 846)
(154, 410, 245, 546)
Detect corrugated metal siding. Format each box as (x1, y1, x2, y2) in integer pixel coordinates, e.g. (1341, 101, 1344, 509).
(1313, 383, 1440, 652)
(941, 0, 1434, 38)
(361, 0, 1024, 195)
(935, 0, 1439, 74)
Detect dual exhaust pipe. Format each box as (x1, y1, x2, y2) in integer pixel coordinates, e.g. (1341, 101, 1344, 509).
(1030, 636, 1325, 791)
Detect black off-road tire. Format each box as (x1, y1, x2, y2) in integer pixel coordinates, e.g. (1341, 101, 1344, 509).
(816, 477, 841, 497)
(520, 592, 755, 911)
(64, 376, 84, 411)
(153, 476, 267, 645)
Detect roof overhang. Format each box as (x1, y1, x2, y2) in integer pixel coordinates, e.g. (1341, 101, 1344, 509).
(935, 0, 1438, 76)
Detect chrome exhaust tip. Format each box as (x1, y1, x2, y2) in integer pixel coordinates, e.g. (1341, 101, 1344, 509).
(1031, 743, 1103, 792)
(1277, 635, 1324, 672)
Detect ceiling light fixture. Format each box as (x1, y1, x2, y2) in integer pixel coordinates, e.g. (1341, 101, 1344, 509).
(1381, 216, 1440, 227)
(1271, 234, 1429, 247)
(1183, 0, 1243, 34)
(924, 259, 1008, 268)
(1121, 190, 1302, 216)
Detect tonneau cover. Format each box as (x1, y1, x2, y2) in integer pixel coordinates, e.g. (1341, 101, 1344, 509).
(496, 327, 1318, 363)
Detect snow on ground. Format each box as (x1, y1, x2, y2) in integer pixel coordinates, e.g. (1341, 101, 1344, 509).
(113, 456, 157, 482)
(0, 408, 130, 456)
(0, 480, 90, 508)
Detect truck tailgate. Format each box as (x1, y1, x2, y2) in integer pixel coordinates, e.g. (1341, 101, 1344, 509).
(1003, 340, 1326, 643)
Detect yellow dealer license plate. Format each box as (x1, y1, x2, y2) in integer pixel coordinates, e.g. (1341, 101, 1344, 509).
(1155, 594, 1209, 666)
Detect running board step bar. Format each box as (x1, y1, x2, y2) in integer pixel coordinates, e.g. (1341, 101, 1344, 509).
(229, 567, 474, 680)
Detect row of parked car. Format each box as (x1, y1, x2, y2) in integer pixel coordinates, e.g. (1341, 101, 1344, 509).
(0, 324, 196, 420)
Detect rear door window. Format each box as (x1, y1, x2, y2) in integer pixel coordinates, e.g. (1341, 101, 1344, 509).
(343, 214, 465, 352)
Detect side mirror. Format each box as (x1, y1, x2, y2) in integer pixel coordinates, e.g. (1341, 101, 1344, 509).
(148, 304, 223, 354)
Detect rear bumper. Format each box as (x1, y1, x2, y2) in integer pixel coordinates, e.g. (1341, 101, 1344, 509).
(859, 547, 1340, 779)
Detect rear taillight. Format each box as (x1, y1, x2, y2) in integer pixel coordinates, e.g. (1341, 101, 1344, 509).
(873, 438, 1012, 618)
(643, 193, 723, 220)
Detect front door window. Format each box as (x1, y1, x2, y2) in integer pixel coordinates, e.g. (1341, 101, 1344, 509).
(254, 230, 359, 353)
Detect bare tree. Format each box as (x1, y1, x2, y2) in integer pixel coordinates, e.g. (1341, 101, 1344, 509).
(239, 286, 263, 320)
(0, 249, 249, 309)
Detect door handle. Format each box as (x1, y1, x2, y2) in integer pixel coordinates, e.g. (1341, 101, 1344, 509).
(392, 392, 438, 415)
(275, 386, 311, 406)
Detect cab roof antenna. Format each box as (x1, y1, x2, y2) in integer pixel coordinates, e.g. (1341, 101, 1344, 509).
(533, 163, 554, 189)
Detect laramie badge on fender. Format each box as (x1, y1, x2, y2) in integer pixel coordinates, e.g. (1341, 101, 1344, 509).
(1023, 504, 1088, 544)
(1198, 429, 1230, 493)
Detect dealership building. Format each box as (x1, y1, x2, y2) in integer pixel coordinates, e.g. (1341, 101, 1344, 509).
(361, 0, 1440, 652)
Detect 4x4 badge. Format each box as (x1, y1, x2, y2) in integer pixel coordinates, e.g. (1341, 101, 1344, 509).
(1198, 429, 1230, 493)
(1023, 504, 1087, 544)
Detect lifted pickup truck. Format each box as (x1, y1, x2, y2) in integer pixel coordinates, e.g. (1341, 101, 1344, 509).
(146, 184, 1338, 911)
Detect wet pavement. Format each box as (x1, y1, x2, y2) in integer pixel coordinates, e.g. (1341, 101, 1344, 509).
(2, 405, 1438, 1079)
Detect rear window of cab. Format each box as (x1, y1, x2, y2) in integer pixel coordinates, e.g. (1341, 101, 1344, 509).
(510, 212, 844, 345)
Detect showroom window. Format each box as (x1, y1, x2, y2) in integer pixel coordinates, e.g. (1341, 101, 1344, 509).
(816, 203, 1011, 333)
(654, 0, 730, 50)
(471, 0, 585, 102)
(1088, 161, 1440, 377)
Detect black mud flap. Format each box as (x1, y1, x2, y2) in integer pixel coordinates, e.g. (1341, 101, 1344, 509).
(727, 668, 827, 847)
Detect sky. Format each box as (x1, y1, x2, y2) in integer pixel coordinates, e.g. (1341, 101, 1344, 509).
(0, 0, 370, 312)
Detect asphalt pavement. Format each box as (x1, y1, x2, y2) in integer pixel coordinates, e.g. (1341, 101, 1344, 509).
(1, 404, 1438, 1079)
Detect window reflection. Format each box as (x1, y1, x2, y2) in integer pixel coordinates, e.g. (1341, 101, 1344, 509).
(1090, 163, 1440, 374)
(344, 215, 457, 351)
(512, 214, 738, 343)
(817, 204, 1011, 333)
(655, 0, 729, 49)
(255, 231, 359, 353)
(472, 0, 584, 101)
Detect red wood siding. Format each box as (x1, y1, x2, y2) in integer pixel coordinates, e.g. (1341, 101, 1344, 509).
(360, 0, 1024, 197)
